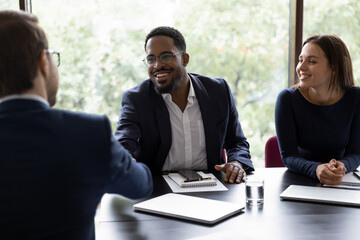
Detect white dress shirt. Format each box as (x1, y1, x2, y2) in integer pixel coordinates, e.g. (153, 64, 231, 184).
(161, 79, 207, 171)
(0, 94, 49, 106)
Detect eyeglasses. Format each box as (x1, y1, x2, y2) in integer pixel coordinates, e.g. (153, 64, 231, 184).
(45, 49, 61, 67)
(143, 51, 183, 67)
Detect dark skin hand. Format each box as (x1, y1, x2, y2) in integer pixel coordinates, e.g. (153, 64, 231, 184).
(316, 159, 347, 185)
(214, 161, 246, 184)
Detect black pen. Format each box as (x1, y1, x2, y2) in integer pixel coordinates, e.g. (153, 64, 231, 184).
(183, 177, 212, 183)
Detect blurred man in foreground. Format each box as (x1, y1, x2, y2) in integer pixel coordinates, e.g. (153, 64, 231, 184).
(0, 10, 153, 240)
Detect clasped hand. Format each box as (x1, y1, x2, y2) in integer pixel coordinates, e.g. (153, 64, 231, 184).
(316, 159, 347, 185)
(215, 161, 246, 184)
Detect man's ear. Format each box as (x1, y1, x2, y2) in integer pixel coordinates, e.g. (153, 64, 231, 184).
(38, 50, 49, 79)
(182, 53, 190, 67)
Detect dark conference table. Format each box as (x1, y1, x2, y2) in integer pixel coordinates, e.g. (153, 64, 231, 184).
(97, 168, 360, 240)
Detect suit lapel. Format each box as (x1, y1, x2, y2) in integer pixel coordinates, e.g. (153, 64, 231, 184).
(149, 83, 172, 171)
(190, 74, 221, 167)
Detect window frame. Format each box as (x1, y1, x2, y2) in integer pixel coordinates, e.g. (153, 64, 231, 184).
(19, 0, 32, 12)
(19, 0, 304, 88)
(289, 0, 303, 86)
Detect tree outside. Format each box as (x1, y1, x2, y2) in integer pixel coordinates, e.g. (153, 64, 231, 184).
(5, 0, 359, 167)
(6, 0, 291, 168)
(0, 0, 18, 9)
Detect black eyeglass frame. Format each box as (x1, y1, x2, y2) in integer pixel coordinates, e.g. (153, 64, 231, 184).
(45, 49, 61, 67)
(142, 51, 184, 67)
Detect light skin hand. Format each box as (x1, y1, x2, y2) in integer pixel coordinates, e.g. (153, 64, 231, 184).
(316, 159, 347, 185)
(214, 161, 246, 184)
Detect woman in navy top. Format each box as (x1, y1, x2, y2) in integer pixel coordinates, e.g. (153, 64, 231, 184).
(275, 34, 360, 185)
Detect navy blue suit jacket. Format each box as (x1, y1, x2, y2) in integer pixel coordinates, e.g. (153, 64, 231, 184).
(115, 73, 254, 173)
(0, 99, 153, 240)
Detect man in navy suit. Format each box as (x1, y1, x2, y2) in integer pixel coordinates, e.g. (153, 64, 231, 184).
(116, 26, 254, 184)
(0, 10, 152, 240)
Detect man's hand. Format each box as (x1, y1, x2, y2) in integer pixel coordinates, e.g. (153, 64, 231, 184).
(214, 161, 246, 184)
(316, 159, 346, 185)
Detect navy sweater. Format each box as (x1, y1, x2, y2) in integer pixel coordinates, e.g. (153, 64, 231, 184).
(275, 87, 360, 178)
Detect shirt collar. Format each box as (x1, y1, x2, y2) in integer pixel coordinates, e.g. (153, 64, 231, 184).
(162, 76, 196, 103)
(0, 94, 50, 106)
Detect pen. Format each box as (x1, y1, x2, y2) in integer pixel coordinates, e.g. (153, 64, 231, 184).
(183, 177, 212, 183)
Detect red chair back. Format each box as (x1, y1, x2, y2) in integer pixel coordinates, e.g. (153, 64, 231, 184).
(265, 136, 284, 167)
(222, 149, 227, 163)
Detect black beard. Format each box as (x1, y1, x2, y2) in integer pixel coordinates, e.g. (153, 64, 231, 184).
(154, 81, 176, 94)
(152, 67, 186, 95)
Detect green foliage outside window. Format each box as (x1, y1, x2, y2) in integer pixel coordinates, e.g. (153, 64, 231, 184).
(3, 0, 360, 167)
(29, 0, 289, 167)
(0, 0, 18, 9)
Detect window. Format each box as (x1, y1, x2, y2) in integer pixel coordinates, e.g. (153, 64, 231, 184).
(0, 0, 19, 9)
(30, 0, 290, 167)
(304, 0, 360, 84)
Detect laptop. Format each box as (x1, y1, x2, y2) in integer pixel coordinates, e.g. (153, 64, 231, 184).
(280, 185, 360, 207)
(133, 193, 244, 224)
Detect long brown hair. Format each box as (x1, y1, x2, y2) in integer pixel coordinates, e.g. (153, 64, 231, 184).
(295, 34, 354, 91)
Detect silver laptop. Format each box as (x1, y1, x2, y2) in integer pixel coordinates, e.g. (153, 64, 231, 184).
(133, 193, 244, 224)
(280, 185, 360, 207)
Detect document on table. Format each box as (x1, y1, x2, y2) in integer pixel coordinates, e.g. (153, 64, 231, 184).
(163, 171, 228, 193)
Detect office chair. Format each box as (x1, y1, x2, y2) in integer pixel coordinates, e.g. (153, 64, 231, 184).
(265, 136, 284, 167)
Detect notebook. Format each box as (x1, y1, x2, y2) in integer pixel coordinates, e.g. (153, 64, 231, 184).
(163, 173, 228, 193)
(280, 185, 360, 207)
(168, 171, 217, 188)
(323, 171, 360, 189)
(133, 193, 244, 224)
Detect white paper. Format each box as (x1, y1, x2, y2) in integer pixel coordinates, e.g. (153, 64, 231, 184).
(163, 171, 228, 193)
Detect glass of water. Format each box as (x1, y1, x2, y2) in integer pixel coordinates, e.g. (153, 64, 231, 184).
(245, 176, 264, 205)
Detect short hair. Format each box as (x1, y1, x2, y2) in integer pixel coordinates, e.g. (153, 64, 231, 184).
(144, 26, 186, 53)
(0, 10, 48, 97)
(300, 34, 354, 91)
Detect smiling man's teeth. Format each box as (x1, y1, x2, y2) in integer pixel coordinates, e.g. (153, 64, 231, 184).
(156, 73, 168, 77)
